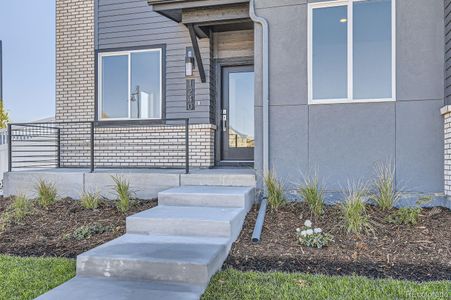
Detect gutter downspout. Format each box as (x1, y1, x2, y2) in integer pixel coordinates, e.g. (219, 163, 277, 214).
(250, 0, 269, 243)
(249, 0, 269, 177)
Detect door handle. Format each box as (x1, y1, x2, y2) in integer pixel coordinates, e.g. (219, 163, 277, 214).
(222, 109, 227, 132)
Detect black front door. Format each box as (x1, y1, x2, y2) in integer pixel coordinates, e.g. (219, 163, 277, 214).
(221, 66, 254, 162)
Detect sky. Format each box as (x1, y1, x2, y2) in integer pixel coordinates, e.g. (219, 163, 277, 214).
(0, 1, 55, 122)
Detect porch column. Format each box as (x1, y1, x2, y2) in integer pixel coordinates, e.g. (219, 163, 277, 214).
(441, 105, 451, 196)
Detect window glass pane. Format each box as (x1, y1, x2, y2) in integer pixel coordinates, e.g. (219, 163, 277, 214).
(131, 51, 161, 119)
(353, 0, 392, 99)
(101, 55, 128, 119)
(312, 5, 348, 100)
(228, 71, 254, 148)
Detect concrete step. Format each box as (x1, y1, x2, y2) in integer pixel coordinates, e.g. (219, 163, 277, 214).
(126, 206, 245, 238)
(76, 235, 228, 285)
(181, 170, 256, 187)
(35, 276, 203, 300)
(158, 186, 255, 210)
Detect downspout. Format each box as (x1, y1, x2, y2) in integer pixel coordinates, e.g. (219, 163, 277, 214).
(249, 0, 269, 177)
(250, 0, 269, 243)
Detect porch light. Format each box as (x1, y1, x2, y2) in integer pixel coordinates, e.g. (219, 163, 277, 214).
(340, 18, 347, 23)
(185, 49, 195, 77)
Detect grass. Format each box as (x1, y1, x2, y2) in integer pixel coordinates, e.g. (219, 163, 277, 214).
(80, 192, 101, 210)
(35, 179, 58, 208)
(0, 255, 75, 300)
(341, 182, 371, 235)
(298, 176, 325, 218)
(203, 269, 450, 300)
(112, 176, 132, 213)
(372, 162, 400, 210)
(11, 195, 33, 221)
(1, 257, 449, 300)
(264, 171, 285, 211)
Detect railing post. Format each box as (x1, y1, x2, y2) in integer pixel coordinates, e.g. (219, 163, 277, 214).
(57, 128, 61, 168)
(90, 121, 94, 173)
(7, 123, 11, 172)
(185, 118, 189, 174)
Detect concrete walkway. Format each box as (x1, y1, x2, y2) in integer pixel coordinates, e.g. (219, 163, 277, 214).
(36, 185, 255, 300)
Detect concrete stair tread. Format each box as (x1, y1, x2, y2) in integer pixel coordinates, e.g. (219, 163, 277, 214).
(78, 239, 226, 265)
(35, 276, 203, 300)
(89, 233, 230, 249)
(160, 185, 254, 196)
(128, 205, 244, 222)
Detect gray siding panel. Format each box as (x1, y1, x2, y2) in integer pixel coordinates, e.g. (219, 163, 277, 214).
(97, 0, 212, 124)
(446, 0, 451, 104)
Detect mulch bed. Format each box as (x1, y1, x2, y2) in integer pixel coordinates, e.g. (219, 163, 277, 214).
(225, 203, 451, 282)
(0, 197, 157, 258)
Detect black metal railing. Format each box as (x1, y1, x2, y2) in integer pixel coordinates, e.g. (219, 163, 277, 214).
(8, 119, 190, 174)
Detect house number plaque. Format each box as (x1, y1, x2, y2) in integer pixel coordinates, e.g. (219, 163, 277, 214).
(186, 79, 195, 110)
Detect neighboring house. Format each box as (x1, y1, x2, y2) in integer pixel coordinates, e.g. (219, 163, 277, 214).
(5, 0, 451, 204)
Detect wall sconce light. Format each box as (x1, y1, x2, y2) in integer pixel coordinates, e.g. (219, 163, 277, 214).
(185, 48, 195, 77)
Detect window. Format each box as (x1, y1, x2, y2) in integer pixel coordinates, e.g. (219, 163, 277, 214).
(98, 48, 162, 120)
(308, 0, 395, 104)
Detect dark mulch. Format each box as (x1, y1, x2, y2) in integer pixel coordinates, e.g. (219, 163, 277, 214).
(225, 203, 451, 282)
(0, 197, 156, 258)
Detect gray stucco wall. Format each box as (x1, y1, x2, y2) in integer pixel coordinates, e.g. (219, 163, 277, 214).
(254, 0, 445, 195)
(96, 0, 213, 124)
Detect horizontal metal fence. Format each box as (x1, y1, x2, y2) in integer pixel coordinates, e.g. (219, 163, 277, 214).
(8, 119, 190, 173)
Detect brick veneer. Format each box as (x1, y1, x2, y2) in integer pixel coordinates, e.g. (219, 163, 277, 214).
(441, 105, 451, 196)
(55, 0, 215, 168)
(56, 0, 95, 121)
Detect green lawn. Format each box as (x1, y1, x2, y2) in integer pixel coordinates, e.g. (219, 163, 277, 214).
(0, 255, 449, 300)
(0, 255, 75, 300)
(202, 269, 450, 300)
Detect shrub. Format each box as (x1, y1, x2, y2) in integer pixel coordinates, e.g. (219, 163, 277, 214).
(80, 192, 100, 210)
(387, 207, 421, 226)
(112, 176, 132, 213)
(72, 223, 110, 241)
(372, 162, 400, 210)
(12, 194, 33, 221)
(341, 182, 370, 235)
(264, 171, 285, 211)
(296, 220, 333, 249)
(298, 176, 324, 218)
(35, 179, 57, 208)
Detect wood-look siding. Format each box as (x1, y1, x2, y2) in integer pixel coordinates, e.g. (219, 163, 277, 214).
(96, 0, 213, 123)
(446, 0, 451, 104)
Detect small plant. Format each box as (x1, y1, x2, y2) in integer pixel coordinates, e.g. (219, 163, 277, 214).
(341, 182, 371, 235)
(112, 176, 132, 213)
(72, 223, 110, 241)
(12, 194, 33, 221)
(296, 220, 333, 249)
(387, 207, 421, 225)
(372, 162, 400, 210)
(298, 176, 324, 218)
(80, 192, 101, 210)
(264, 171, 286, 211)
(35, 179, 57, 208)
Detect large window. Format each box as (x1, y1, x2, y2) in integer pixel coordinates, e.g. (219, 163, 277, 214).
(308, 0, 395, 104)
(98, 48, 162, 120)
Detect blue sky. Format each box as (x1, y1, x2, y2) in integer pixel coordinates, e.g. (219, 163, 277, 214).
(0, 1, 55, 122)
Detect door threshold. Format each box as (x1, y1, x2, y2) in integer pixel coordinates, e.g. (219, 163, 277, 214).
(217, 161, 254, 168)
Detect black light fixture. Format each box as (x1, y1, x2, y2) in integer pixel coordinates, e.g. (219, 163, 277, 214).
(185, 47, 195, 77)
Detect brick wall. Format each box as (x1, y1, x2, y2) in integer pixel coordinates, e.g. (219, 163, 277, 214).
(441, 106, 451, 196)
(59, 124, 215, 169)
(56, 0, 95, 122)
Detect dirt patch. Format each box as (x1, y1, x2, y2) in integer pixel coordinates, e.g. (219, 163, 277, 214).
(0, 197, 156, 258)
(225, 203, 451, 282)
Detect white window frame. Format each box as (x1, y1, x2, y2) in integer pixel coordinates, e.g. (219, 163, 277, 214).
(98, 48, 163, 120)
(308, 0, 396, 105)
